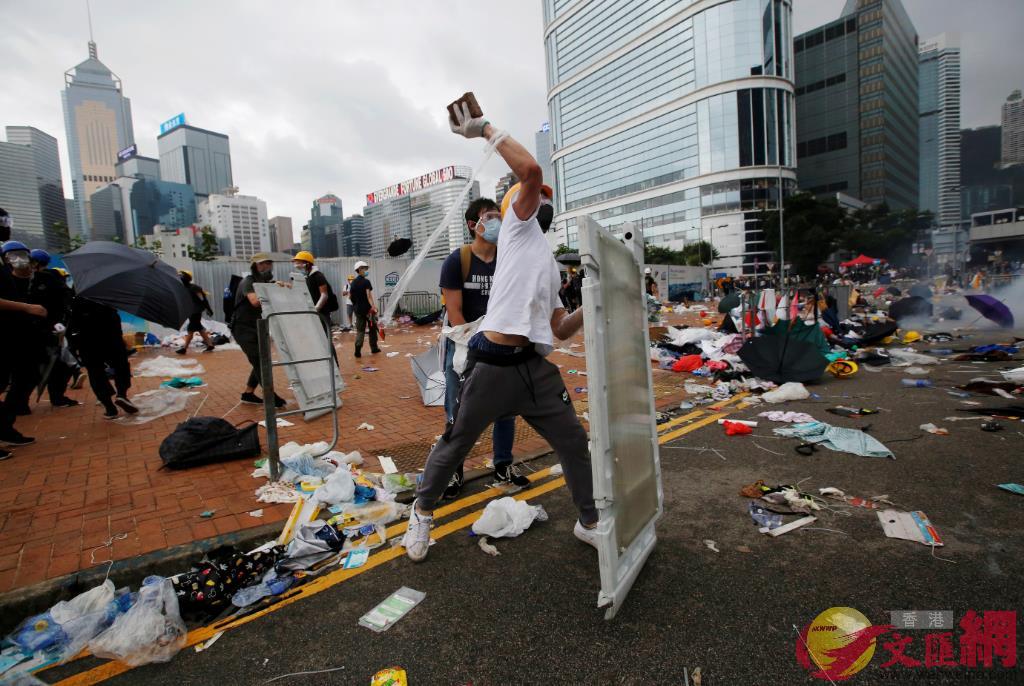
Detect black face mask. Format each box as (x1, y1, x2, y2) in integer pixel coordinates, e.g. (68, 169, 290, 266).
(537, 204, 554, 233)
(253, 268, 274, 283)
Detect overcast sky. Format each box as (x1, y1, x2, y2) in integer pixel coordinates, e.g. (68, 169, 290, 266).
(2, 0, 1020, 244)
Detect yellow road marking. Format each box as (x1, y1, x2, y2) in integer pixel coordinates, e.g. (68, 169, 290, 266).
(658, 412, 728, 444)
(656, 409, 706, 433)
(54, 477, 567, 686)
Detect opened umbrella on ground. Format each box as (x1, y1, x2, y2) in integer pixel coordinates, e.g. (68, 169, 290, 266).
(63, 241, 192, 330)
(965, 295, 1014, 329)
(738, 333, 829, 384)
(410, 346, 445, 406)
(889, 296, 933, 322)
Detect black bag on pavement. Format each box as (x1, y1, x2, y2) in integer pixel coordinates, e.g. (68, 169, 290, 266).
(159, 417, 261, 469)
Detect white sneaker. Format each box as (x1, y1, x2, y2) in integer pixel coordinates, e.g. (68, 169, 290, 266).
(402, 503, 433, 562)
(574, 520, 599, 550)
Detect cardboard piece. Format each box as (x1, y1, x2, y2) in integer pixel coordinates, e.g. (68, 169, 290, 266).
(877, 510, 943, 546)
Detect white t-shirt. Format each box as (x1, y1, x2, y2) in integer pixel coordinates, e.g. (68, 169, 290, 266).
(479, 204, 563, 356)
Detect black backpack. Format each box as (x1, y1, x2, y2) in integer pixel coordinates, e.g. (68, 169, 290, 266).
(159, 417, 261, 469)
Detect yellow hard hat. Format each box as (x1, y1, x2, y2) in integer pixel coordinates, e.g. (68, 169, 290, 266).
(294, 250, 315, 264)
(347, 274, 355, 282)
(827, 360, 859, 378)
(179, 269, 193, 279)
(901, 330, 921, 345)
(54, 267, 68, 278)
(500, 182, 554, 218)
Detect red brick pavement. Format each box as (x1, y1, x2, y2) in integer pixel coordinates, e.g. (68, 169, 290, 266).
(0, 311, 701, 594)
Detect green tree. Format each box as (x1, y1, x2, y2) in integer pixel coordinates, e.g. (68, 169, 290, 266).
(680, 240, 719, 266)
(643, 244, 687, 265)
(553, 243, 575, 257)
(842, 205, 933, 266)
(68, 233, 86, 251)
(52, 221, 71, 252)
(188, 226, 219, 261)
(761, 192, 847, 277)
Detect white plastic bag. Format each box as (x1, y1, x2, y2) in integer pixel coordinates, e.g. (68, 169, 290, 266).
(471, 497, 548, 538)
(89, 576, 186, 667)
(761, 382, 810, 404)
(441, 317, 482, 375)
(888, 349, 938, 367)
(1001, 366, 1024, 383)
(133, 356, 204, 378)
(310, 467, 355, 505)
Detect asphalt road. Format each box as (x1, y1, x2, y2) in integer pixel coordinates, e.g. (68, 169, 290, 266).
(42, 339, 1024, 685)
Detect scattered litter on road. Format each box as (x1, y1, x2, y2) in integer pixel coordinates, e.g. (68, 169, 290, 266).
(748, 502, 783, 531)
(478, 537, 501, 556)
(134, 356, 204, 378)
(377, 456, 398, 474)
(904, 366, 930, 375)
(981, 421, 1004, 432)
(766, 515, 816, 537)
(774, 421, 894, 458)
(371, 667, 408, 686)
(550, 464, 564, 476)
(717, 418, 757, 427)
(471, 497, 548, 538)
(359, 587, 425, 632)
(386, 352, 399, 358)
(193, 631, 223, 653)
(357, 423, 374, 431)
(200, 510, 215, 518)
(258, 418, 294, 428)
(919, 423, 949, 436)
(248, 509, 264, 518)
(361, 367, 379, 372)
(340, 549, 369, 569)
(723, 420, 753, 435)
(997, 483, 1024, 496)
(758, 411, 814, 423)
(761, 382, 810, 404)
(877, 510, 943, 547)
(703, 539, 720, 553)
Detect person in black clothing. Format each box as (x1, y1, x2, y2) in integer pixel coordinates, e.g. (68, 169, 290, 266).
(0, 240, 48, 452)
(28, 250, 79, 407)
(176, 270, 215, 354)
(291, 251, 339, 335)
(229, 253, 286, 408)
(68, 296, 138, 420)
(349, 260, 379, 358)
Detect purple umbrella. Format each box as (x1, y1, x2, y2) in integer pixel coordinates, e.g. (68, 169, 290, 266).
(965, 295, 1014, 329)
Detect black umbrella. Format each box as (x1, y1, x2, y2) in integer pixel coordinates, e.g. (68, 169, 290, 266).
(856, 321, 898, 346)
(889, 296, 932, 322)
(387, 237, 413, 257)
(555, 252, 581, 265)
(63, 241, 192, 330)
(738, 333, 829, 384)
(718, 292, 740, 313)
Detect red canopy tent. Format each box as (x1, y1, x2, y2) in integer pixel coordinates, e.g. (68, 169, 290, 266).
(840, 254, 886, 268)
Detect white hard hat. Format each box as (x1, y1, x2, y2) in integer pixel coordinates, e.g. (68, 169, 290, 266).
(354, 260, 369, 271)
(644, 267, 652, 275)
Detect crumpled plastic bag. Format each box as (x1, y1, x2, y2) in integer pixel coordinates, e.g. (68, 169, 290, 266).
(441, 317, 483, 375)
(888, 349, 938, 367)
(671, 355, 704, 373)
(666, 327, 720, 347)
(471, 497, 549, 538)
(281, 452, 336, 480)
(133, 356, 205, 378)
(114, 388, 197, 425)
(310, 467, 355, 505)
(761, 382, 810, 404)
(1001, 366, 1024, 384)
(277, 521, 346, 571)
(89, 576, 186, 667)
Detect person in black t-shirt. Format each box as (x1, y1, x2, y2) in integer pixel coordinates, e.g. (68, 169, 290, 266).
(28, 250, 79, 407)
(349, 261, 379, 358)
(68, 296, 138, 420)
(293, 250, 340, 367)
(229, 254, 286, 408)
(176, 270, 215, 354)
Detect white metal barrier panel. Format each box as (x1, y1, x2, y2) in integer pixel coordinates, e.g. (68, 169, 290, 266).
(579, 216, 664, 620)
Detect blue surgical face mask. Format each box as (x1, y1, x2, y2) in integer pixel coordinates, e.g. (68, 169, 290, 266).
(480, 217, 501, 244)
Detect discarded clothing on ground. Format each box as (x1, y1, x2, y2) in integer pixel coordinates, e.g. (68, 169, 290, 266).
(758, 411, 815, 423)
(761, 382, 810, 404)
(134, 356, 205, 378)
(773, 421, 894, 459)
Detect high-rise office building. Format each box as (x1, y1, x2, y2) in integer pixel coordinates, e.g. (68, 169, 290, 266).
(495, 172, 517, 206)
(307, 195, 344, 258)
(198, 189, 269, 258)
(543, 0, 796, 274)
(114, 151, 160, 181)
(90, 176, 196, 244)
(269, 216, 294, 253)
(342, 215, 366, 256)
(61, 39, 135, 238)
(918, 33, 961, 226)
(157, 117, 233, 198)
(0, 126, 69, 250)
(795, 0, 919, 211)
(364, 166, 477, 259)
(1002, 90, 1024, 168)
(961, 125, 1024, 218)
(535, 122, 554, 189)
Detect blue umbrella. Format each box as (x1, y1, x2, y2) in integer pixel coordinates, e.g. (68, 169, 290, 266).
(63, 241, 192, 329)
(965, 295, 1014, 329)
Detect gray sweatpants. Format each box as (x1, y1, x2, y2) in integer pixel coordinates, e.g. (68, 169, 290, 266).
(415, 354, 597, 525)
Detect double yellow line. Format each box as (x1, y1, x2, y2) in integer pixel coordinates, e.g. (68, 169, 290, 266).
(54, 395, 750, 685)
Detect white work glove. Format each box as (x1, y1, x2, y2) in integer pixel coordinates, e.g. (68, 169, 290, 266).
(449, 101, 488, 139)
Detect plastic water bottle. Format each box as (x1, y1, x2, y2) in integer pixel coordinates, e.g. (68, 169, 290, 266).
(901, 379, 933, 388)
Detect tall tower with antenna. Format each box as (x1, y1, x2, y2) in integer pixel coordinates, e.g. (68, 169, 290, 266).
(60, 0, 135, 238)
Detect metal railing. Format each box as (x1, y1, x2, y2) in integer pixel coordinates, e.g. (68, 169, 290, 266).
(378, 290, 440, 317)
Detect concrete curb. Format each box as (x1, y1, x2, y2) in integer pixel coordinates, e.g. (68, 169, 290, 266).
(0, 447, 557, 636)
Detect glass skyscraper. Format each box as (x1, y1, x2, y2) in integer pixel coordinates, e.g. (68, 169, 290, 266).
(157, 122, 233, 198)
(795, 0, 919, 210)
(308, 195, 344, 258)
(0, 126, 68, 250)
(543, 0, 795, 274)
(61, 40, 135, 238)
(918, 33, 961, 227)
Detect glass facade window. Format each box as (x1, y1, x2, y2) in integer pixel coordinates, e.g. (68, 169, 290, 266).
(547, 0, 795, 274)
